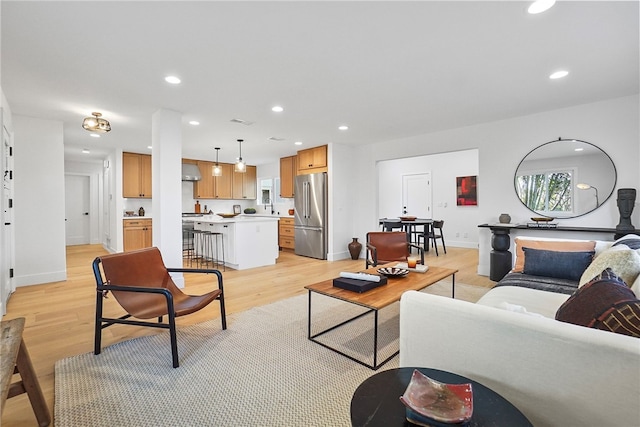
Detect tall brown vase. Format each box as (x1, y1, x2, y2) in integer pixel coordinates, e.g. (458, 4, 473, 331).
(348, 237, 362, 260)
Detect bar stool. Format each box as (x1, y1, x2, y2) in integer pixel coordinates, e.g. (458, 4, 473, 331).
(182, 229, 195, 267)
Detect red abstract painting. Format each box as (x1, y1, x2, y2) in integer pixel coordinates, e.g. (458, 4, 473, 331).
(456, 176, 477, 206)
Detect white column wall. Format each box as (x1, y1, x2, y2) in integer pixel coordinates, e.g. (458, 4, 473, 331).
(13, 115, 67, 286)
(151, 109, 184, 287)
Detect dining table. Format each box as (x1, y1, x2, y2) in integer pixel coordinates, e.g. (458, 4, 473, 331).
(379, 218, 434, 252)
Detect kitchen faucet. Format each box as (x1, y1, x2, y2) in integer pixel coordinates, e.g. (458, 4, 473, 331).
(265, 198, 274, 215)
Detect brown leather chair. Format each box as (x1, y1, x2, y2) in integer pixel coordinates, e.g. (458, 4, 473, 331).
(365, 231, 424, 268)
(92, 247, 226, 368)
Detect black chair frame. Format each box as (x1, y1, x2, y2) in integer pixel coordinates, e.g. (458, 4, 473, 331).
(92, 259, 226, 368)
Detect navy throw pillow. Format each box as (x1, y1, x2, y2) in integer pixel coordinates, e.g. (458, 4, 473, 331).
(522, 247, 595, 281)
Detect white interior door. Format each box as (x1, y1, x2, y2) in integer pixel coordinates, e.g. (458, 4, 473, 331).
(65, 175, 90, 245)
(402, 173, 432, 218)
(1, 122, 15, 315)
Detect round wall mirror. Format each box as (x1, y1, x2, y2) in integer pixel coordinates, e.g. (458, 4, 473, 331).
(514, 138, 616, 218)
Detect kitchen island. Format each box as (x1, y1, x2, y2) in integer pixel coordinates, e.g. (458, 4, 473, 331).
(183, 215, 279, 270)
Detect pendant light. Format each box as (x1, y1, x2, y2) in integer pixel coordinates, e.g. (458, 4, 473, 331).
(212, 147, 222, 177)
(234, 139, 246, 173)
(82, 112, 111, 133)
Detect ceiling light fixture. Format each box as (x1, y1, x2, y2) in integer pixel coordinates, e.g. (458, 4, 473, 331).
(189, 121, 200, 126)
(294, 141, 303, 146)
(272, 106, 284, 112)
(90, 133, 100, 138)
(528, 0, 556, 14)
(165, 76, 181, 84)
(549, 70, 569, 79)
(235, 139, 246, 173)
(82, 112, 111, 133)
(338, 125, 349, 131)
(212, 147, 222, 177)
(82, 148, 90, 154)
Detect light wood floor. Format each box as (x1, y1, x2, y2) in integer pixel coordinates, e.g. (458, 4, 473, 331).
(2, 245, 493, 426)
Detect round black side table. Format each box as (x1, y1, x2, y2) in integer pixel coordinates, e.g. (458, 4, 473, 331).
(350, 367, 532, 427)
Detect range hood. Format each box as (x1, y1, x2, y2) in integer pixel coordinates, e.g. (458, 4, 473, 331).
(182, 163, 202, 181)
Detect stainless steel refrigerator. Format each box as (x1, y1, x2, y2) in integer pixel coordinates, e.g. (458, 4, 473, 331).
(294, 172, 327, 259)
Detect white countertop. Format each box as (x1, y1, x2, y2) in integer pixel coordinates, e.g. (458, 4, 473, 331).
(182, 214, 281, 224)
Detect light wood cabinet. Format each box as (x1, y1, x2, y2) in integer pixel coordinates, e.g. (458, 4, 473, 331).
(279, 155, 296, 198)
(193, 161, 233, 199)
(279, 217, 295, 250)
(123, 152, 152, 198)
(123, 219, 152, 251)
(297, 145, 327, 175)
(232, 165, 257, 199)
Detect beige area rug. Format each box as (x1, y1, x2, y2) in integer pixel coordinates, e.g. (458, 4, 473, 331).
(55, 282, 487, 426)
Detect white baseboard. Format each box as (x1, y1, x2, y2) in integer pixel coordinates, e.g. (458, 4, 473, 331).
(15, 270, 66, 287)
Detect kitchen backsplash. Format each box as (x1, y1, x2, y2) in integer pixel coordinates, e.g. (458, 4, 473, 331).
(123, 182, 294, 217)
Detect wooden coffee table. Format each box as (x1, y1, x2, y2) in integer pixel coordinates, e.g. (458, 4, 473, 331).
(305, 264, 457, 369)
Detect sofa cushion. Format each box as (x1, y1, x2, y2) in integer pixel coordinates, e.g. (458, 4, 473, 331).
(478, 285, 570, 319)
(579, 245, 640, 287)
(556, 269, 640, 338)
(512, 238, 596, 273)
(522, 247, 594, 282)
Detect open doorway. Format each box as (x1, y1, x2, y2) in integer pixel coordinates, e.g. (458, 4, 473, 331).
(65, 174, 91, 245)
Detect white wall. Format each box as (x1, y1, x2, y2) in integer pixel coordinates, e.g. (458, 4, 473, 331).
(377, 149, 479, 248)
(345, 95, 639, 276)
(13, 115, 67, 286)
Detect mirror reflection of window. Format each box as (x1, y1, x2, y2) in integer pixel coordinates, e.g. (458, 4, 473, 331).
(516, 170, 573, 214)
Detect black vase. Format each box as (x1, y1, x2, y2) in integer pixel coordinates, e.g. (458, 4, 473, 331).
(348, 238, 362, 260)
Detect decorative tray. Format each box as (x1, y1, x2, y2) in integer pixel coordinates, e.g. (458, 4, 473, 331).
(376, 267, 409, 277)
(217, 213, 239, 218)
(400, 369, 473, 425)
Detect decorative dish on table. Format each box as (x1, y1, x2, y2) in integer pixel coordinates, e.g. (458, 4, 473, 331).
(530, 217, 554, 222)
(400, 215, 417, 221)
(395, 262, 429, 273)
(400, 369, 473, 426)
(376, 267, 409, 277)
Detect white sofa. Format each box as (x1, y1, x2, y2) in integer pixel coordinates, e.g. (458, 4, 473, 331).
(399, 237, 640, 427)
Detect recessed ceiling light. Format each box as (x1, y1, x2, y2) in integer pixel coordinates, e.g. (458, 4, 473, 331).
(271, 106, 284, 113)
(165, 76, 181, 84)
(82, 149, 90, 154)
(574, 148, 584, 152)
(89, 133, 100, 138)
(294, 141, 303, 146)
(549, 70, 569, 79)
(147, 146, 153, 150)
(338, 125, 349, 131)
(528, 0, 556, 14)
(189, 121, 200, 125)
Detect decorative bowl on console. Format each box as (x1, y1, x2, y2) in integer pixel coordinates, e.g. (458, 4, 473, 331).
(217, 213, 239, 218)
(531, 217, 554, 222)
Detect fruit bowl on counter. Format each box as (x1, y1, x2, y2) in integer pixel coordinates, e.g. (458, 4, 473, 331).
(217, 213, 239, 218)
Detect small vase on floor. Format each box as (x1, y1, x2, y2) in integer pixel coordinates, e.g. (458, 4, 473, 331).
(348, 238, 362, 260)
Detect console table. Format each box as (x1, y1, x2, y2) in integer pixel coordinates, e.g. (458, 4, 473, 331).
(478, 224, 639, 281)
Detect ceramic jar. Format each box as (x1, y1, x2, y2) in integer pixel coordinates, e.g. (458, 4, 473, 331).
(499, 213, 511, 224)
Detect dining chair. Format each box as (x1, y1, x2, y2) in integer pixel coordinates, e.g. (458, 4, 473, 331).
(425, 220, 446, 256)
(92, 247, 227, 368)
(365, 231, 424, 268)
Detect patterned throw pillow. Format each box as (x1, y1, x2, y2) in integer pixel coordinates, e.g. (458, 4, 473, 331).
(556, 269, 640, 338)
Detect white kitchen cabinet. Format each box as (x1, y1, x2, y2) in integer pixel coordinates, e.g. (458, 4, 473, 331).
(193, 216, 278, 270)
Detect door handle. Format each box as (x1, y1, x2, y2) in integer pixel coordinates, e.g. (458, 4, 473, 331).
(83, 212, 89, 215)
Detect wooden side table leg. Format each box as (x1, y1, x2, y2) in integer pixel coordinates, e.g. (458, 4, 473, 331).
(16, 339, 50, 427)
